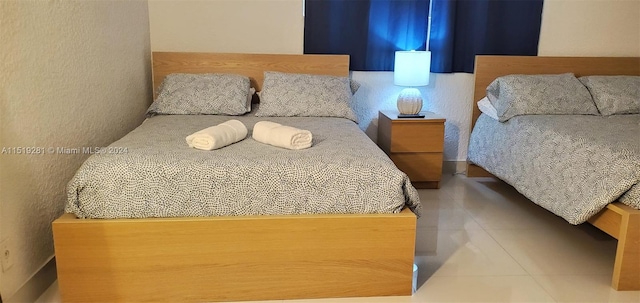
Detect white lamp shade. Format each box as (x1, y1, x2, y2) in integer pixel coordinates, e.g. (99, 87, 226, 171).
(394, 51, 431, 86)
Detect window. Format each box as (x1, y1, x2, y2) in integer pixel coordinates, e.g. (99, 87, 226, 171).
(304, 0, 544, 73)
(304, 0, 430, 71)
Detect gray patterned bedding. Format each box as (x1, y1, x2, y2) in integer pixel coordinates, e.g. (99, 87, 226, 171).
(468, 114, 640, 224)
(66, 114, 422, 219)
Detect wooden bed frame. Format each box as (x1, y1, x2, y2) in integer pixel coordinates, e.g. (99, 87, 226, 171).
(53, 52, 417, 302)
(467, 56, 640, 290)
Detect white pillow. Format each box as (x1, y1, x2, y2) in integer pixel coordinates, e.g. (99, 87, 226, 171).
(247, 87, 256, 110)
(477, 97, 499, 121)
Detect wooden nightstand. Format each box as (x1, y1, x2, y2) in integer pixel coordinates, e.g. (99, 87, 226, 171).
(377, 110, 446, 189)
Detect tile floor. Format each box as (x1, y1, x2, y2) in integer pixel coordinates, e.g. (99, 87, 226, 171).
(36, 174, 640, 303)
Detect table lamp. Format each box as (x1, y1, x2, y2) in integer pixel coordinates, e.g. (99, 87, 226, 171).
(394, 50, 431, 118)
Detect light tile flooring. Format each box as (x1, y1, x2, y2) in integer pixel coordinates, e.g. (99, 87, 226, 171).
(37, 174, 640, 303)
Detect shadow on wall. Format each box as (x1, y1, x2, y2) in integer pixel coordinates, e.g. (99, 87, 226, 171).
(350, 71, 402, 143)
(365, 119, 379, 142)
(443, 122, 459, 162)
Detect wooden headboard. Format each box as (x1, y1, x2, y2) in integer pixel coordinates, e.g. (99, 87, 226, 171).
(151, 52, 350, 97)
(472, 56, 640, 129)
(468, 55, 640, 176)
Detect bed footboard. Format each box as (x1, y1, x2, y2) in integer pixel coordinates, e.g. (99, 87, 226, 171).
(53, 209, 417, 302)
(588, 203, 640, 290)
(468, 163, 639, 290)
(468, 164, 640, 291)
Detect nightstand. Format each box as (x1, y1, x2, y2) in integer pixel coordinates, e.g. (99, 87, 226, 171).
(377, 110, 446, 189)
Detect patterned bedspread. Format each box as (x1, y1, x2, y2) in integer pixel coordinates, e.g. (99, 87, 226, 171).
(468, 114, 640, 224)
(66, 115, 422, 219)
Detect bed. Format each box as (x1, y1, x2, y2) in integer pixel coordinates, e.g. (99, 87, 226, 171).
(466, 55, 640, 290)
(52, 52, 419, 302)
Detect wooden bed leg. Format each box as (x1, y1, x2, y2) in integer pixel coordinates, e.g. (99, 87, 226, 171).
(612, 211, 640, 290)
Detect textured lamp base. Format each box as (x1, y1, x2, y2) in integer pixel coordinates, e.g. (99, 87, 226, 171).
(397, 88, 423, 115)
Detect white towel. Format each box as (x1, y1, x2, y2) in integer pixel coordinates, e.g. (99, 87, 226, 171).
(252, 121, 313, 150)
(186, 120, 248, 150)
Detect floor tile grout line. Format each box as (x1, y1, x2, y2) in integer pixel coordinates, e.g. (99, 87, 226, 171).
(456, 195, 561, 302)
(529, 274, 563, 303)
(456, 192, 538, 276)
(449, 179, 562, 303)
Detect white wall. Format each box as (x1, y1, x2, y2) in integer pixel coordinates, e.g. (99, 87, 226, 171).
(0, 0, 151, 299)
(148, 0, 640, 162)
(539, 0, 640, 56)
(148, 0, 304, 54)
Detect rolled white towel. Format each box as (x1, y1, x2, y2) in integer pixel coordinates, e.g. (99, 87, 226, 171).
(186, 119, 248, 150)
(253, 121, 313, 150)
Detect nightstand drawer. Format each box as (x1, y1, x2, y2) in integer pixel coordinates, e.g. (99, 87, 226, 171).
(390, 152, 443, 181)
(378, 110, 445, 188)
(390, 123, 444, 153)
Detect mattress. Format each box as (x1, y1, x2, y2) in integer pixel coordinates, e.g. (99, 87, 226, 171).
(66, 114, 422, 219)
(468, 114, 640, 224)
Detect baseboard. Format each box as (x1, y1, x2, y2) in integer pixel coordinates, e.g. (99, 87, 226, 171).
(5, 257, 57, 303)
(442, 161, 467, 175)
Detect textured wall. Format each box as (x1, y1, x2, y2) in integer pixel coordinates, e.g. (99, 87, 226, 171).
(0, 0, 151, 298)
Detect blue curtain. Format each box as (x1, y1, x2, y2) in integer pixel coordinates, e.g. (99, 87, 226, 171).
(304, 0, 430, 71)
(304, 0, 544, 73)
(430, 0, 544, 73)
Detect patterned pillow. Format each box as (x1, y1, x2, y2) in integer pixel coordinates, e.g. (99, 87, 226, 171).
(147, 73, 252, 116)
(255, 71, 357, 122)
(256, 79, 360, 98)
(579, 76, 640, 116)
(486, 73, 599, 122)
